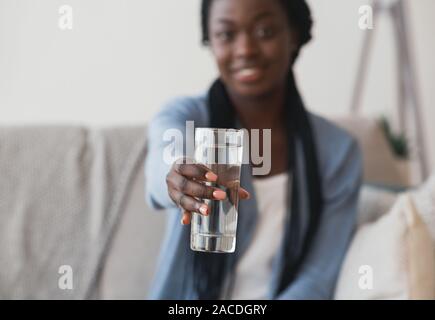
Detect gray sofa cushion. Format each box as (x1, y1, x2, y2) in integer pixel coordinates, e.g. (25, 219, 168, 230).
(0, 126, 147, 299)
(99, 163, 166, 299)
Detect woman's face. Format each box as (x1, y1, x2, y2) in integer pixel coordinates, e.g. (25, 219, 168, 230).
(208, 0, 298, 99)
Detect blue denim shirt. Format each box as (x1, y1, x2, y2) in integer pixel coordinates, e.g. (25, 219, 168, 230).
(144, 94, 363, 300)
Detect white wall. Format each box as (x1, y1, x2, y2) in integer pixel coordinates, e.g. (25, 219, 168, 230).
(0, 0, 433, 169)
(298, 0, 435, 173)
(0, 0, 215, 125)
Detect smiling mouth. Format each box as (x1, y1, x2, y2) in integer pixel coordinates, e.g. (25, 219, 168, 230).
(233, 67, 264, 83)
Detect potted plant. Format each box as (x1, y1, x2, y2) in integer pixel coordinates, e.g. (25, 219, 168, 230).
(379, 116, 412, 186)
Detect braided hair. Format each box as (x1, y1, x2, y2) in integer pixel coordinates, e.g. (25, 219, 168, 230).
(189, 1, 321, 300)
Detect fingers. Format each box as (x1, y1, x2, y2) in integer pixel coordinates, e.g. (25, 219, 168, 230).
(174, 161, 217, 182)
(178, 188, 250, 226)
(171, 190, 209, 216)
(221, 179, 250, 200)
(239, 188, 251, 200)
(181, 210, 192, 225)
(168, 172, 227, 201)
(227, 187, 250, 205)
(167, 160, 251, 226)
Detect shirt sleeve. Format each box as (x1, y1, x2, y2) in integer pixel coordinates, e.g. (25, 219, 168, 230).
(144, 97, 206, 210)
(276, 137, 363, 300)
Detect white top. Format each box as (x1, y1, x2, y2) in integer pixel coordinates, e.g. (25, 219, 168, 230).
(230, 172, 289, 300)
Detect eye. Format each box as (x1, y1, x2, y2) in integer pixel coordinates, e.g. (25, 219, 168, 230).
(215, 30, 234, 42)
(255, 26, 275, 39)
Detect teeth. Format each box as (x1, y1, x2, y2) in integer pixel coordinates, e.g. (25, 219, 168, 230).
(238, 68, 260, 76)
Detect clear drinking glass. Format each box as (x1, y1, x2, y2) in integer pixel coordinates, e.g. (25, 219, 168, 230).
(190, 128, 244, 253)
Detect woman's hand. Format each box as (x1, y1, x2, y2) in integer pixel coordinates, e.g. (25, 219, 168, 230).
(166, 157, 250, 225)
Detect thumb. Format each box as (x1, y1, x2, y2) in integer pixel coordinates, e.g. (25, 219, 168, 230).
(238, 188, 251, 200)
(181, 210, 192, 225)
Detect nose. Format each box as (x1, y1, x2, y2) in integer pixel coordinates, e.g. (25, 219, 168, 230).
(234, 32, 259, 59)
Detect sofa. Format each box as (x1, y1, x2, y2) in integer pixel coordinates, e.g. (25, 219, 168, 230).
(0, 116, 433, 300)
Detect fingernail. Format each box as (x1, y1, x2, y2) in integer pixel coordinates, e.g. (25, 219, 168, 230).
(243, 190, 250, 199)
(213, 190, 226, 200)
(199, 205, 208, 215)
(205, 172, 218, 181)
(180, 218, 185, 225)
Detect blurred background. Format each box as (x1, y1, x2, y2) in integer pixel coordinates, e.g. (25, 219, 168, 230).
(0, 0, 434, 300)
(0, 0, 432, 135)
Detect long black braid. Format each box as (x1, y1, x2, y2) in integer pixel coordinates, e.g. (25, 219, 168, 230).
(191, 0, 322, 300)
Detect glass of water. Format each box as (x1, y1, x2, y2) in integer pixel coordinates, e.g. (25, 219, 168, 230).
(190, 128, 244, 253)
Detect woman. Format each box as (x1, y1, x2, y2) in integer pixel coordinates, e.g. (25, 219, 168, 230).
(145, 0, 362, 300)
